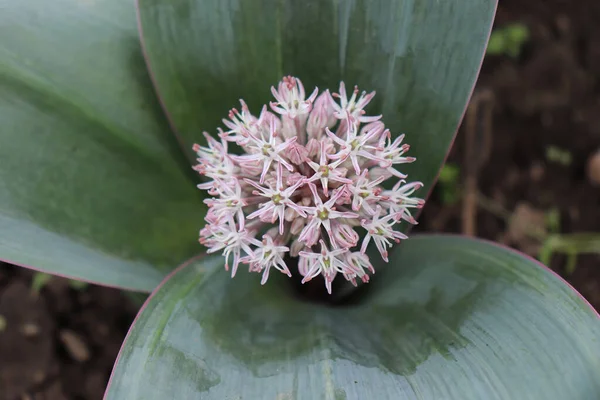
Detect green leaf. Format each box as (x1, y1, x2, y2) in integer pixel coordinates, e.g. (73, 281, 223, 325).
(138, 0, 497, 196)
(0, 0, 205, 291)
(105, 235, 600, 399)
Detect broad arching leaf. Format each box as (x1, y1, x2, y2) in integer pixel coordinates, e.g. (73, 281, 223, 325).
(0, 0, 205, 291)
(105, 235, 600, 399)
(137, 0, 497, 195)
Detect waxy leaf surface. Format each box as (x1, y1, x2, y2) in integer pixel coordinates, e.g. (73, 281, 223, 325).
(0, 0, 205, 291)
(106, 235, 600, 399)
(138, 0, 497, 198)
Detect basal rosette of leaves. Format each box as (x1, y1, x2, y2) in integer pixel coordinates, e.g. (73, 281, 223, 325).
(1, 0, 599, 399)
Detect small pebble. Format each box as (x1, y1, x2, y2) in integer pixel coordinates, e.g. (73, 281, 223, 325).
(21, 323, 40, 337)
(587, 150, 600, 186)
(555, 15, 571, 34)
(33, 370, 46, 384)
(60, 329, 91, 362)
(97, 323, 110, 337)
(507, 203, 547, 256)
(569, 206, 580, 221)
(529, 161, 545, 182)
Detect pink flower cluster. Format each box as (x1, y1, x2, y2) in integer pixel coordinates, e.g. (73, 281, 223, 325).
(193, 76, 424, 293)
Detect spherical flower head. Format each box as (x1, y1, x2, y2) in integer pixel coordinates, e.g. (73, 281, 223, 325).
(193, 76, 424, 294)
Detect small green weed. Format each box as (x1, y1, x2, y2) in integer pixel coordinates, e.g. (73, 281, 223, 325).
(437, 163, 461, 205)
(487, 23, 530, 58)
(31, 272, 89, 294)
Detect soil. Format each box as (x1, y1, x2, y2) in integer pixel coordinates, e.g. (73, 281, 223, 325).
(1, 0, 600, 398)
(419, 0, 600, 310)
(0, 265, 138, 400)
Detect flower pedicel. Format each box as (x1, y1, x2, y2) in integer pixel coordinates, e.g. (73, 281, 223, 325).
(194, 76, 424, 293)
